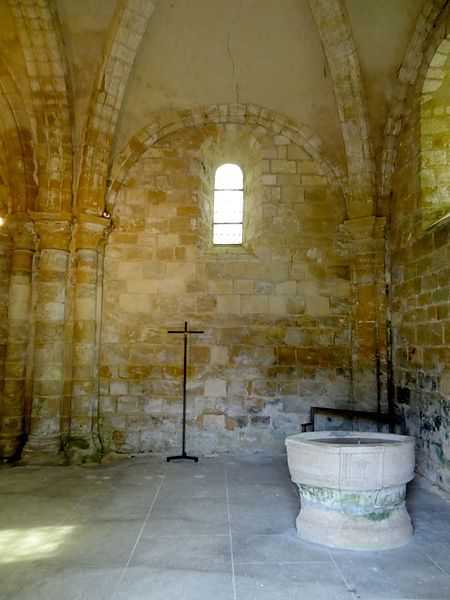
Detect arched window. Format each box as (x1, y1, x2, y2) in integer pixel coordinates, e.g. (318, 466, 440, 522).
(213, 163, 244, 245)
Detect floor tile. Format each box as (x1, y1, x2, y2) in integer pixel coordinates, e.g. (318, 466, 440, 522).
(234, 562, 353, 600)
(158, 476, 227, 499)
(36, 519, 145, 568)
(113, 565, 234, 600)
(130, 534, 231, 570)
(0, 565, 120, 600)
(330, 544, 450, 599)
(229, 495, 298, 536)
(232, 532, 330, 565)
(1, 455, 450, 600)
(91, 488, 161, 520)
(0, 493, 85, 528)
(419, 542, 450, 576)
(142, 496, 229, 536)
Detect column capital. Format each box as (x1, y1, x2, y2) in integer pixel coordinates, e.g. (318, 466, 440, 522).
(6, 213, 36, 250)
(341, 216, 386, 241)
(30, 212, 73, 251)
(73, 214, 111, 251)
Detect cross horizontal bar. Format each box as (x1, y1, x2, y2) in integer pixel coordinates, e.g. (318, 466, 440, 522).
(168, 330, 204, 334)
(168, 321, 204, 335)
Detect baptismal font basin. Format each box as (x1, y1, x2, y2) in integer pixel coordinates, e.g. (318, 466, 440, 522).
(285, 431, 415, 550)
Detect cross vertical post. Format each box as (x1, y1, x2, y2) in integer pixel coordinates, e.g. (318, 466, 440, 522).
(166, 321, 204, 462)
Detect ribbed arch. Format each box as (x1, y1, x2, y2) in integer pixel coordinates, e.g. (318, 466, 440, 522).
(379, 0, 450, 215)
(9, 0, 73, 213)
(0, 57, 37, 214)
(107, 103, 345, 215)
(77, 0, 157, 215)
(307, 0, 375, 219)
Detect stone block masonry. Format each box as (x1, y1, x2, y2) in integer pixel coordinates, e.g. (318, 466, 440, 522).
(420, 37, 450, 227)
(100, 121, 353, 455)
(391, 44, 450, 493)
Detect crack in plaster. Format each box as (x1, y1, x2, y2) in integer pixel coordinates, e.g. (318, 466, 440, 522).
(226, 0, 243, 104)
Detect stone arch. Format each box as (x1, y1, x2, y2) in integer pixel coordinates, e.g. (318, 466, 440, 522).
(10, 0, 73, 213)
(379, 0, 450, 214)
(107, 103, 345, 216)
(76, 0, 157, 216)
(0, 60, 38, 214)
(307, 0, 375, 219)
(99, 118, 350, 456)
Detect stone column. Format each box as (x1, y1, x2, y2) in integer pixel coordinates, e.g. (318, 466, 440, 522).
(0, 215, 35, 460)
(22, 213, 72, 463)
(0, 223, 11, 405)
(342, 216, 387, 411)
(68, 214, 110, 460)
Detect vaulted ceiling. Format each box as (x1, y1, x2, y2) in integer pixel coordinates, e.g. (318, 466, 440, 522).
(0, 0, 446, 217)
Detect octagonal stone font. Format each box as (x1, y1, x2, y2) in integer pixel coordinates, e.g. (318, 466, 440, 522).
(285, 431, 415, 550)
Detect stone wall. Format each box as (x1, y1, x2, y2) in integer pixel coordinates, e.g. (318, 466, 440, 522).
(0, 1, 446, 472)
(390, 69, 450, 493)
(99, 122, 352, 455)
(420, 35, 450, 228)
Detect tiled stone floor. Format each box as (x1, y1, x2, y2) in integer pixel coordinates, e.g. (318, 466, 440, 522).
(1, 454, 450, 600)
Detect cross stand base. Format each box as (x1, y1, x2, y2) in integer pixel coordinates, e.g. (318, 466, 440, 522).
(167, 453, 198, 463)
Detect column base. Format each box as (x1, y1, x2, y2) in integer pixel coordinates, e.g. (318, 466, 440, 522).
(21, 434, 66, 465)
(0, 433, 26, 462)
(65, 434, 104, 464)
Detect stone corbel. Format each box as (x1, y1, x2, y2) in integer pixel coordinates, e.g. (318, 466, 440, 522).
(341, 215, 386, 243)
(341, 216, 387, 284)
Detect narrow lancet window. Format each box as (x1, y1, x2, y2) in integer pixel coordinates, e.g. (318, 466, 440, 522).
(213, 163, 243, 245)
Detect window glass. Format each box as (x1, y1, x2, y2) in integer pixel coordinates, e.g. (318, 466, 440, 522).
(213, 164, 243, 245)
(215, 164, 243, 190)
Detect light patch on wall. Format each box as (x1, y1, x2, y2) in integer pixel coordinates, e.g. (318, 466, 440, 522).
(0, 526, 76, 563)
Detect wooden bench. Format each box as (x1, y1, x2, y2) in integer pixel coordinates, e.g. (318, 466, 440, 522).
(301, 406, 401, 433)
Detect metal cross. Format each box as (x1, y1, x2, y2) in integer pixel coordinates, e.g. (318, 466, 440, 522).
(166, 322, 204, 462)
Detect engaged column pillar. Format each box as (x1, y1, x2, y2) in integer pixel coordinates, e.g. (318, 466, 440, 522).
(341, 216, 387, 412)
(68, 215, 110, 460)
(22, 214, 72, 463)
(0, 215, 35, 460)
